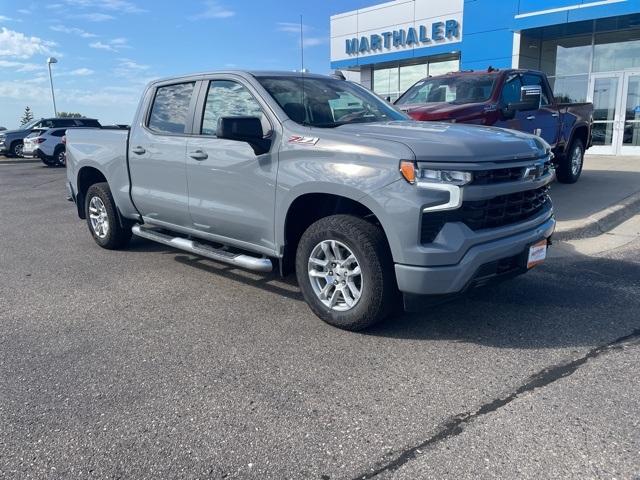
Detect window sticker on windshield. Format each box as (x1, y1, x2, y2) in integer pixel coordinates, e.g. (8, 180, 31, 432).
(445, 87, 456, 102)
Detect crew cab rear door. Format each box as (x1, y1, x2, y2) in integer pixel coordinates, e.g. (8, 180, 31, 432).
(128, 80, 198, 228)
(185, 76, 278, 255)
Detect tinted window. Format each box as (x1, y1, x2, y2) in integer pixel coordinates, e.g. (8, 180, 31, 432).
(50, 129, 66, 137)
(201, 81, 266, 135)
(41, 119, 55, 128)
(257, 76, 406, 127)
(396, 74, 497, 105)
(53, 119, 76, 127)
(77, 119, 101, 127)
(148, 82, 196, 134)
(501, 74, 523, 104)
(521, 73, 552, 105)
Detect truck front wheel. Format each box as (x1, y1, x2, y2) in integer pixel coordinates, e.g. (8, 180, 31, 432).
(295, 214, 397, 331)
(556, 138, 585, 184)
(85, 182, 132, 250)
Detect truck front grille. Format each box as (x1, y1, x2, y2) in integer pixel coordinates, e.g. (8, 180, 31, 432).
(420, 186, 550, 243)
(471, 158, 552, 185)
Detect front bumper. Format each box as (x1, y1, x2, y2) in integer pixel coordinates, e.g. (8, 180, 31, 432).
(395, 215, 555, 295)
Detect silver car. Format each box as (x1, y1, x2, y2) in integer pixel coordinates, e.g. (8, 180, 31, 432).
(23, 127, 69, 166)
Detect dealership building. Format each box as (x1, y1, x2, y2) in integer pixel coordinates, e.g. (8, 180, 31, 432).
(330, 0, 640, 155)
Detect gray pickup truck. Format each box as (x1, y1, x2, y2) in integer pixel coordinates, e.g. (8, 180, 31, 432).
(66, 71, 555, 330)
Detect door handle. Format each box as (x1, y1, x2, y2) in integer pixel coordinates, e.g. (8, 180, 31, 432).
(526, 115, 536, 121)
(189, 150, 208, 161)
(551, 113, 559, 118)
(131, 146, 146, 155)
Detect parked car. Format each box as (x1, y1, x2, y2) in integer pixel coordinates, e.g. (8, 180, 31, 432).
(65, 71, 555, 331)
(0, 117, 101, 158)
(23, 127, 70, 166)
(395, 69, 593, 183)
(0, 126, 6, 131)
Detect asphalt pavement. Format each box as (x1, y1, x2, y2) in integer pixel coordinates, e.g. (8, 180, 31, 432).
(1, 162, 639, 479)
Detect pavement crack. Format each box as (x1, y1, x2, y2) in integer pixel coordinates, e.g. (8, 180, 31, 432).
(352, 327, 640, 480)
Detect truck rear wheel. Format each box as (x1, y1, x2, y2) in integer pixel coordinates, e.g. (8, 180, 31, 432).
(85, 182, 132, 250)
(295, 214, 397, 331)
(556, 138, 584, 184)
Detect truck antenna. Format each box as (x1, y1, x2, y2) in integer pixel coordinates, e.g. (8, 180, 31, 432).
(300, 14, 306, 119)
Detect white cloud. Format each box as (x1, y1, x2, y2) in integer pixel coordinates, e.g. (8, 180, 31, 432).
(0, 15, 18, 22)
(69, 67, 94, 76)
(113, 58, 149, 79)
(75, 13, 115, 22)
(0, 27, 56, 58)
(50, 24, 97, 38)
(89, 38, 129, 52)
(0, 60, 43, 72)
(276, 22, 326, 49)
(190, 1, 235, 20)
(64, 0, 145, 13)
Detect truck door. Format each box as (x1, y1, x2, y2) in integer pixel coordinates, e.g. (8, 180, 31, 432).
(128, 81, 197, 228)
(185, 78, 278, 254)
(520, 73, 560, 147)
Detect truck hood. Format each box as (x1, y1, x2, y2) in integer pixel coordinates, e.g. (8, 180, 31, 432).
(397, 102, 484, 121)
(335, 121, 548, 163)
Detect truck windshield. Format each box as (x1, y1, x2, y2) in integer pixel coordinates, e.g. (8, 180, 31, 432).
(256, 76, 407, 127)
(396, 74, 497, 106)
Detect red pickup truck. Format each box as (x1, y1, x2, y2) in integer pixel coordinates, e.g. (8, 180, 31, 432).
(395, 69, 593, 183)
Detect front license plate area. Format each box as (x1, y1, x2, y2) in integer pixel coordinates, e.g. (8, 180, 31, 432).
(527, 239, 548, 269)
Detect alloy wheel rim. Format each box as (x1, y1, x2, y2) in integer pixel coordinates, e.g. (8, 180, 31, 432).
(88, 196, 109, 239)
(571, 145, 583, 176)
(58, 151, 65, 165)
(308, 240, 363, 312)
(15, 144, 23, 157)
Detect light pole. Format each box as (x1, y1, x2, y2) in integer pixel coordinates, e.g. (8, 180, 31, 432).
(47, 57, 58, 117)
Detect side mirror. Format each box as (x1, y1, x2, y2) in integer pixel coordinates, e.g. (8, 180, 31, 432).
(385, 96, 392, 103)
(506, 85, 542, 115)
(216, 116, 271, 155)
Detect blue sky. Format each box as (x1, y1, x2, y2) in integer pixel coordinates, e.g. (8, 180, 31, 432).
(0, 0, 374, 128)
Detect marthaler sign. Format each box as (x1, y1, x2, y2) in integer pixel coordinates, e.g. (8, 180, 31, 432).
(345, 19, 460, 55)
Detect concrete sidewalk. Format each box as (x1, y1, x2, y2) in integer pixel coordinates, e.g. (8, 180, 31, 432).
(550, 155, 640, 239)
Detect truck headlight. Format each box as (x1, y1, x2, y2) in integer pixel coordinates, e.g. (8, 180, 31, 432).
(419, 169, 473, 186)
(399, 161, 473, 186)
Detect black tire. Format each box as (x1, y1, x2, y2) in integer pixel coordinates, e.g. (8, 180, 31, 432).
(556, 138, 584, 184)
(41, 153, 56, 167)
(84, 182, 132, 250)
(295, 214, 397, 331)
(53, 146, 66, 167)
(11, 141, 23, 158)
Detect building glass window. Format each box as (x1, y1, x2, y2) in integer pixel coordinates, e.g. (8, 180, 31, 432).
(547, 75, 589, 103)
(592, 29, 640, 72)
(540, 35, 592, 77)
(373, 56, 460, 101)
(373, 67, 400, 101)
(399, 64, 428, 94)
(428, 59, 459, 77)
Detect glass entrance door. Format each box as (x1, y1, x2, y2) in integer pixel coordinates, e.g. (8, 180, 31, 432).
(588, 73, 623, 155)
(588, 70, 640, 155)
(621, 71, 640, 155)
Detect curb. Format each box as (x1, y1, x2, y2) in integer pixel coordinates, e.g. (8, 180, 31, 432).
(554, 191, 640, 241)
(0, 158, 42, 165)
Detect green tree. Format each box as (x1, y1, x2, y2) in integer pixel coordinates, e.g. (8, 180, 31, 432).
(20, 106, 34, 126)
(57, 112, 86, 118)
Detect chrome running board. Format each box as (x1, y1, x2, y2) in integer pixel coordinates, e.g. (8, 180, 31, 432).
(132, 225, 272, 273)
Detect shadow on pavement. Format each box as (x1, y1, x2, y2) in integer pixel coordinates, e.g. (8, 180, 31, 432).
(127, 237, 640, 349)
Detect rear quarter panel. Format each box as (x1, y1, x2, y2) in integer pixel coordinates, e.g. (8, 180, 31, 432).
(66, 128, 138, 219)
